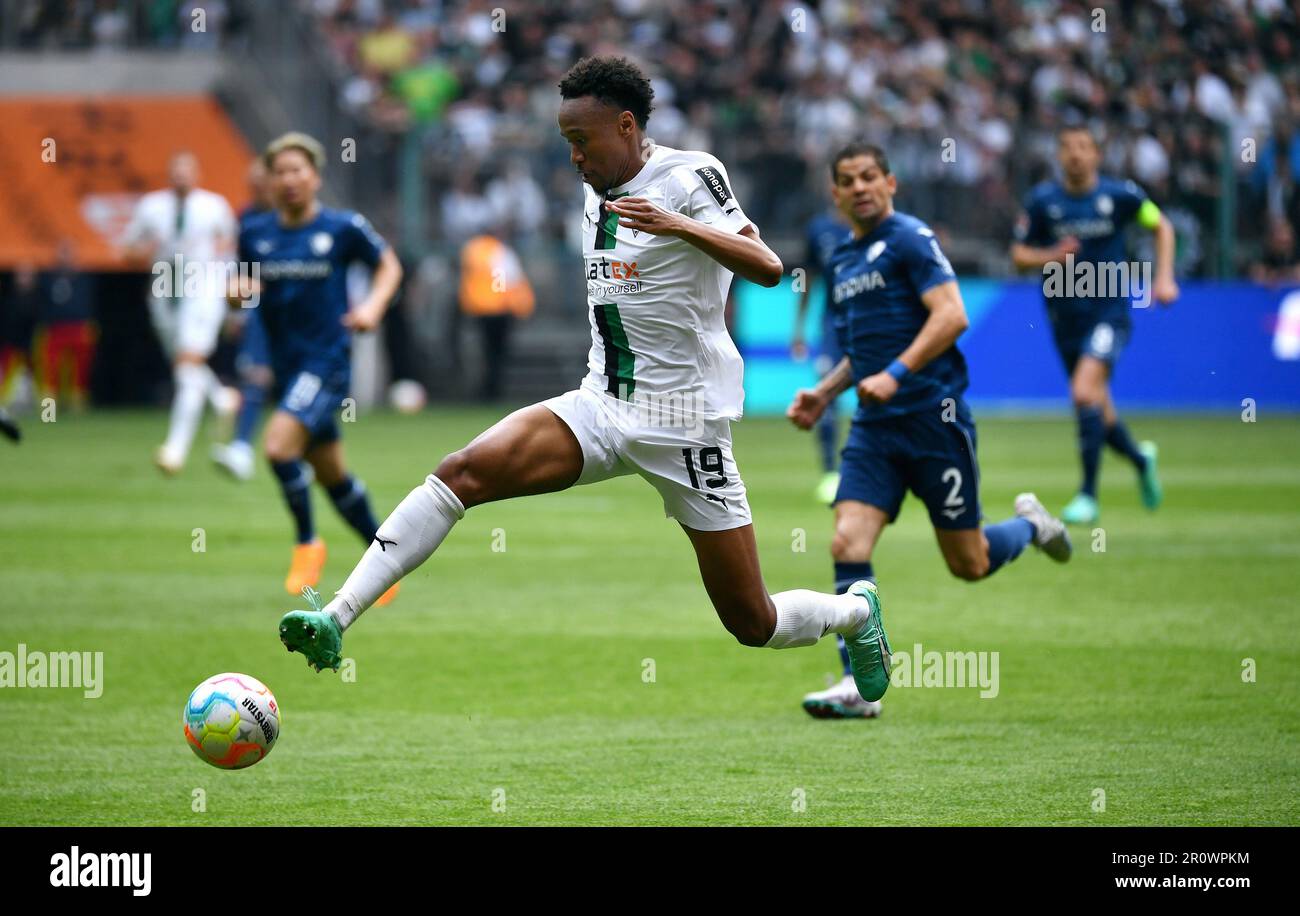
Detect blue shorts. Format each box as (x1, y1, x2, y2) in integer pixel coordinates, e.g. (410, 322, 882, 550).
(837, 403, 982, 530)
(276, 368, 347, 445)
(1053, 319, 1130, 374)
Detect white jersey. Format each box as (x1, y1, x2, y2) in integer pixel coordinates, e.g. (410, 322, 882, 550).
(580, 144, 753, 420)
(124, 187, 236, 275)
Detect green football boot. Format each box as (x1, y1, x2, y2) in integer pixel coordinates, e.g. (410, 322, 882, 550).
(1060, 492, 1099, 526)
(1138, 441, 1162, 510)
(279, 586, 343, 673)
(842, 580, 892, 702)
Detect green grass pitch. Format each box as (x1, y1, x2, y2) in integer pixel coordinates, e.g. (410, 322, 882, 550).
(1, 407, 1296, 825)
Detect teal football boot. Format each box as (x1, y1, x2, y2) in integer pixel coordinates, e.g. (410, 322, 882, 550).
(279, 586, 343, 673)
(842, 580, 892, 702)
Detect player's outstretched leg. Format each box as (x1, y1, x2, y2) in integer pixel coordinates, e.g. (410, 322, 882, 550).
(212, 351, 272, 482)
(156, 356, 218, 474)
(1101, 394, 1162, 510)
(682, 523, 892, 702)
(935, 495, 1070, 584)
(303, 436, 400, 606)
(802, 500, 888, 717)
(1012, 493, 1072, 561)
(264, 410, 325, 594)
(1062, 357, 1109, 525)
(279, 404, 584, 672)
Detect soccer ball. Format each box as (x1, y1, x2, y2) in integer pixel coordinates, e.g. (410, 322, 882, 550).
(388, 378, 427, 414)
(183, 672, 280, 769)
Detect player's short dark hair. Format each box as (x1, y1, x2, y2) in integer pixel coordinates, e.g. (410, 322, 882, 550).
(1057, 124, 1098, 146)
(831, 142, 890, 180)
(558, 56, 655, 129)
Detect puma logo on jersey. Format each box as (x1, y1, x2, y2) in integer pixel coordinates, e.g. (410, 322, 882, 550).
(703, 493, 729, 507)
(374, 535, 397, 552)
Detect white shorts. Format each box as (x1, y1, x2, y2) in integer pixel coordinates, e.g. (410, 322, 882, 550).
(542, 386, 752, 532)
(148, 296, 225, 360)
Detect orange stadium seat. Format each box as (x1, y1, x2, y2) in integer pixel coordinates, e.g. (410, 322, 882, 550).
(0, 96, 254, 270)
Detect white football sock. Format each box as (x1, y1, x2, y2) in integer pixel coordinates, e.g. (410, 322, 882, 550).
(326, 474, 465, 630)
(161, 362, 211, 459)
(764, 589, 871, 649)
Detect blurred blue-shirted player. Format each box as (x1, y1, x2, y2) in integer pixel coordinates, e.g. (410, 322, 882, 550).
(230, 132, 404, 599)
(788, 142, 1073, 719)
(1011, 125, 1176, 525)
(212, 158, 275, 481)
(791, 209, 853, 504)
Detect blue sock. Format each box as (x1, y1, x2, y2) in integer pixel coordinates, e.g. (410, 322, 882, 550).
(983, 517, 1034, 576)
(815, 402, 838, 473)
(834, 561, 874, 675)
(1076, 405, 1105, 497)
(1105, 419, 1147, 471)
(271, 460, 314, 544)
(327, 476, 380, 543)
(233, 381, 265, 446)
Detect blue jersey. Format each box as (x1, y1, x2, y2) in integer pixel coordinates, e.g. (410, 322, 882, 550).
(828, 211, 966, 421)
(1015, 176, 1148, 327)
(238, 207, 387, 381)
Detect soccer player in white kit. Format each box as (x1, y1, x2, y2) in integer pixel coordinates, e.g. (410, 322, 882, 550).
(278, 56, 893, 706)
(123, 151, 238, 475)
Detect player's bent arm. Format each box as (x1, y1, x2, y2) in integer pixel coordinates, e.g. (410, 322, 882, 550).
(1010, 240, 1074, 272)
(787, 356, 852, 430)
(813, 355, 854, 401)
(673, 220, 783, 287)
(1151, 212, 1179, 304)
(854, 282, 968, 405)
(344, 246, 403, 331)
(606, 196, 783, 286)
(895, 280, 969, 373)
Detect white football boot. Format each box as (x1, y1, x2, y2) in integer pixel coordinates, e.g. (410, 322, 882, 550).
(1014, 492, 1072, 562)
(211, 440, 255, 482)
(801, 674, 883, 719)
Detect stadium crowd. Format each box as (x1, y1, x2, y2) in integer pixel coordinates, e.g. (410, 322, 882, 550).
(303, 0, 1300, 275)
(8, 0, 245, 49)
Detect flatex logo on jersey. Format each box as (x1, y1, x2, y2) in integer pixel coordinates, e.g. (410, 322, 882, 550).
(587, 256, 642, 296)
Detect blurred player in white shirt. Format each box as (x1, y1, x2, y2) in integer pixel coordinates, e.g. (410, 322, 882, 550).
(123, 151, 238, 474)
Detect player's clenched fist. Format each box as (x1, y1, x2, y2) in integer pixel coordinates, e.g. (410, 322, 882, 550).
(787, 388, 828, 430)
(856, 371, 899, 404)
(1152, 275, 1179, 305)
